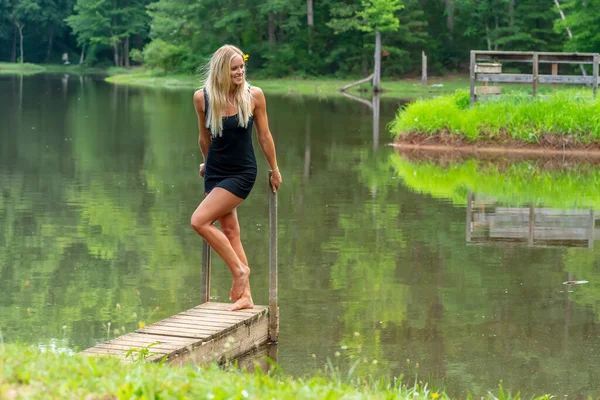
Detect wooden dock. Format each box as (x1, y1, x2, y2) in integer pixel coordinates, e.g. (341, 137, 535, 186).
(83, 175, 279, 365)
(83, 302, 269, 365)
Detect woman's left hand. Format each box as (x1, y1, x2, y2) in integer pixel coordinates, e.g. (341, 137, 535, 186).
(270, 169, 282, 193)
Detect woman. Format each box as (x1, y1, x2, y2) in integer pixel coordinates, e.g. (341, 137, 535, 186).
(191, 44, 282, 311)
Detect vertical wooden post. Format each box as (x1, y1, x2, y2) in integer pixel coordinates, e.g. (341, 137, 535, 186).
(593, 54, 599, 99)
(552, 63, 558, 92)
(269, 172, 279, 343)
(589, 209, 595, 249)
(466, 191, 473, 242)
(421, 51, 427, 86)
(528, 205, 535, 246)
(532, 53, 539, 97)
(201, 240, 211, 303)
(469, 51, 476, 106)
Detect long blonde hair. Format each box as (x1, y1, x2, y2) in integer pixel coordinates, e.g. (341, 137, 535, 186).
(201, 45, 253, 137)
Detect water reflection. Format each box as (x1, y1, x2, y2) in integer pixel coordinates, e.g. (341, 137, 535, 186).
(467, 193, 597, 248)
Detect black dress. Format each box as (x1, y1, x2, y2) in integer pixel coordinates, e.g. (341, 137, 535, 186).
(203, 88, 257, 199)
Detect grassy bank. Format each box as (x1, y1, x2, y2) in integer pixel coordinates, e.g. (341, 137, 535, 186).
(0, 62, 45, 75)
(0, 62, 135, 76)
(105, 71, 469, 98)
(0, 344, 552, 399)
(390, 154, 600, 209)
(390, 90, 600, 145)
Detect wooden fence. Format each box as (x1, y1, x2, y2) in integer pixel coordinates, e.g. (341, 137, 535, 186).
(469, 50, 600, 105)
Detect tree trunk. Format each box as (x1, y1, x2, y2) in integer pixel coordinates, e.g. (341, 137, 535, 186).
(373, 30, 382, 92)
(113, 41, 120, 66)
(268, 13, 276, 45)
(11, 23, 17, 62)
(445, 0, 454, 33)
(485, 23, 492, 51)
(46, 30, 54, 61)
(509, 0, 515, 26)
(124, 37, 130, 67)
(307, 0, 314, 53)
(554, 0, 587, 76)
(16, 22, 24, 63)
(494, 15, 499, 50)
(79, 44, 85, 64)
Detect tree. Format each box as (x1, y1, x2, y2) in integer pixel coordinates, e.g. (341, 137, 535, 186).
(10, 0, 42, 63)
(329, 0, 403, 92)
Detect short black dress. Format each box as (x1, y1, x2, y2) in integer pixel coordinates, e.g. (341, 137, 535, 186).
(203, 88, 257, 199)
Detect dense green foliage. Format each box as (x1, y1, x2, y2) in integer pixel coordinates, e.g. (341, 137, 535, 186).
(0, 0, 596, 76)
(390, 89, 600, 142)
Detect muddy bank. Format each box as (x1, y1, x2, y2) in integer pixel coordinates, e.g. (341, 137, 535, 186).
(393, 132, 600, 161)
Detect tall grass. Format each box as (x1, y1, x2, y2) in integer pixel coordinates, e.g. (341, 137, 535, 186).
(0, 344, 552, 399)
(390, 89, 600, 143)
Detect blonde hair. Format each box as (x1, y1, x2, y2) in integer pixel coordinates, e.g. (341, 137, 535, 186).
(201, 45, 253, 137)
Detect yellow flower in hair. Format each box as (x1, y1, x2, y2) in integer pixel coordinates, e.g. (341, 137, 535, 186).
(243, 54, 249, 63)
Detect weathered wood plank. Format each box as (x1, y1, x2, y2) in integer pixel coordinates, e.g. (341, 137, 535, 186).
(475, 86, 501, 95)
(474, 51, 599, 64)
(198, 302, 267, 313)
(121, 332, 200, 344)
(477, 73, 599, 85)
(179, 310, 249, 323)
(94, 343, 171, 355)
(137, 326, 214, 339)
(475, 63, 502, 73)
(165, 315, 235, 328)
(183, 308, 251, 320)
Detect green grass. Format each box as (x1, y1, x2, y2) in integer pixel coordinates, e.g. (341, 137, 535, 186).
(105, 71, 469, 98)
(390, 155, 600, 209)
(390, 89, 600, 143)
(0, 344, 553, 400)
(0, 62, 45, 75)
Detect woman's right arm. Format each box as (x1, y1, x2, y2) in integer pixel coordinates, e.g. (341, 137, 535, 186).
(193, 89, 211, 161)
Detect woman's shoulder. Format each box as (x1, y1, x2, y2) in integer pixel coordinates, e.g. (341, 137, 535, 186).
(193, 88, 206, 112)
(250, 86, 265, 104)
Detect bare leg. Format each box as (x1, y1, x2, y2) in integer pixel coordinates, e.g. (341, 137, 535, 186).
(218, 208, 250, 302)
(191, 188, 253, 310)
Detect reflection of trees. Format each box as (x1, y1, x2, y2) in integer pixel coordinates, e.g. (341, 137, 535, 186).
(319, 149, 600, 396)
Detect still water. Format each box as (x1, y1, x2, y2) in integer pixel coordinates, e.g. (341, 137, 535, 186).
(1, 74, 600, 397)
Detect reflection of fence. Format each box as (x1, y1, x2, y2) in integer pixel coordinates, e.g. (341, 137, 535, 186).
(466, 193, 597, 248)
(469, 50, 600, 105)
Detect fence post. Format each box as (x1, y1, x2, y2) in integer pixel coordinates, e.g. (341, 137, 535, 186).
(269, 172, 279, 343)
(421, 51, 427, 86)
(469, 51, 476, 106)
(593, 54, 598, 99)
(201, 240, 211, 303)
(532, 53, 539, 97)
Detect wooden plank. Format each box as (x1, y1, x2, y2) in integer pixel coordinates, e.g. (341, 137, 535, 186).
(475, 86, 501, 95)
(166, 315, 236, 328)
(148, 321, 221, 335)
(198, 302, 266, 314)
(106, 338, 190, 352)
(474, 51, 598, 64)
(94, 343, 170, 355)
(552, 63, 558, 92)
(476, 73, 598, 85)
(138, 326, 214, 339)
(181, 309, 253, 321)
(475, 63, 502, 73)
(152, 320, 226, 332)
(122, 332, 201, 345)
(82, 347, 129, 358)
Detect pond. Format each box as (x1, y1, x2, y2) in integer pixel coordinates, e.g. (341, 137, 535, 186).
(1, 74, 599, 397)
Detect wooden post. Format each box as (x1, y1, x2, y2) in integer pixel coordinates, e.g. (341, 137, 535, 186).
(528, 205, 535, 246)
(552, 63, 558, 92)
(589, 209, 595, 249)
(269, 172, 279, 343)
(201, 240, 211, 303)
(421, 51, 427, 86)
(532, 53, 539, 97)
(466, 191, 473, 242)
(469, 51, 476, 106)
(593, 54, 598, 99)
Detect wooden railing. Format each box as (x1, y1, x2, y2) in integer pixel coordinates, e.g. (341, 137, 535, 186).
(201, 173, 279, 343)
(469, 50, 600, 105)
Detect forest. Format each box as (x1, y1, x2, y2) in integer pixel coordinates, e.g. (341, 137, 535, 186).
(1, 0, 599, 78)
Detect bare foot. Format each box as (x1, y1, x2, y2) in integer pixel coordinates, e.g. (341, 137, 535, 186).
(230, 265, 250, 301)
(229, 295, 254, 311)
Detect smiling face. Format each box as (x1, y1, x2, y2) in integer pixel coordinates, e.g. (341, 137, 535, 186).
(230, 54, 245, 87)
